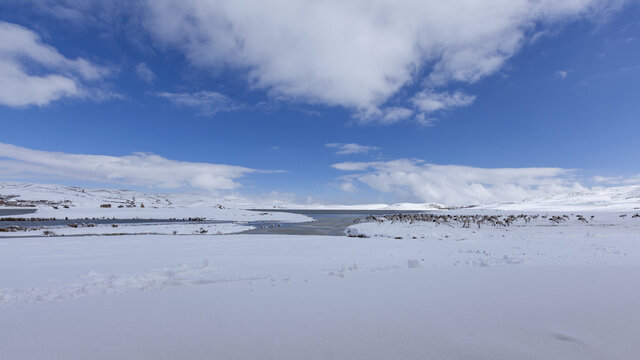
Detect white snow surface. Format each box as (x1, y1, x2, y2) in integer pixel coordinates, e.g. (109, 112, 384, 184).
(0, 182, 311, 222)
(477, 185, 640, 211)
(1, 211, 640, 359)
(0, 222, 253, 237)
(346, 211, 640, 266)
(251, 185, 640, 211)
(267, 185, 640, 211)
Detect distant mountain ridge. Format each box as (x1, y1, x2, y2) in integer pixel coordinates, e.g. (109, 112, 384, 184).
(477, 185, 640, 211)
(2, 182, 639, 212)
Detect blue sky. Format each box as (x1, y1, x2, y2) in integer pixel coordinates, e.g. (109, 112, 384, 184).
(0, 1, 639, 205)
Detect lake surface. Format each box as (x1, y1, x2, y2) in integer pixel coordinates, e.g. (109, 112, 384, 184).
(245, 209, 425, 236)
(0, 208, 37, 216)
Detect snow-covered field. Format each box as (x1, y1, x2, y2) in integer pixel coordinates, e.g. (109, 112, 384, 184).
(0, 182, 311, 222)
(0, 222, 254, 237)
(1, 182, 640, 359)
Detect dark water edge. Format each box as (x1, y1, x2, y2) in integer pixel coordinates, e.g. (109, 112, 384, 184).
(250, 209, 425, 215)
(245, 209, 426, 236)
(0, 208, 38, 216)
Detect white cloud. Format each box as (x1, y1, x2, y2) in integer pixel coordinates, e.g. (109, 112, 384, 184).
(136, 62, 156, 83)
(143, 0, 621, 122)
(0, 142, 256, 191)
(156, 91, 242, 115)
(0, 21, 109, 107)
(593, 175, 618, 183)
(338, 181, 357, 193)
(354, 106, 414, 124)
(555, 70, 568, 80)
(411, 90, 476, 114)
(380, 107, 414, 125)
(414, 112, 436, 127)
(332, 161, 377, 172)
(593, 174, 640, 185)
(325, 143, 380, 155)
(332, 159, 587, 205)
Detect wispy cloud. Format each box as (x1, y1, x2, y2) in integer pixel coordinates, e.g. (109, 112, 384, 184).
(555, 70, 568, 80)
(332, 159, 586, 205)
(0, 21, 110, 107)
(136, 62, 156, 83)
(338, 181, 357, 193)
(593, 174, 640, 185)
(156, 91, 242, 116)
(380, 107, 414, 125)
(410, 90, 476, 122)
(0, 142, 257, 191)
(325, 143, 380, 155)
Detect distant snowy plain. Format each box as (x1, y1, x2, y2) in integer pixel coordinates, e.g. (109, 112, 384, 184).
(1, 182, 640, 359)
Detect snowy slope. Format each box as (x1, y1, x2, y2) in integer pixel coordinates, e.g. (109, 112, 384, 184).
(291, 185, 640, 211)
(265, 185, 640, 211)
(0, 182, 311, 222)
(478, 185, 640, 211)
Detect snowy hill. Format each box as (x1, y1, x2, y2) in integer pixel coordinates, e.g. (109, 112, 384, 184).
(0, 182, 228, 209)
(478, 185, 640, 211)
(0, 182, 310, 222)
(272, 186, 640, 212)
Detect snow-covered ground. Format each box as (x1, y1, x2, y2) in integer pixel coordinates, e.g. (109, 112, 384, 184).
(0, 182, 311, 222)
(477, 185, 640, 212)
(0, 222, 254, 237)
(2, 211, 640, 359)
(265, 184, 640, 211)
(2, 182, 640, 359)
(346, 211, 640, 267)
